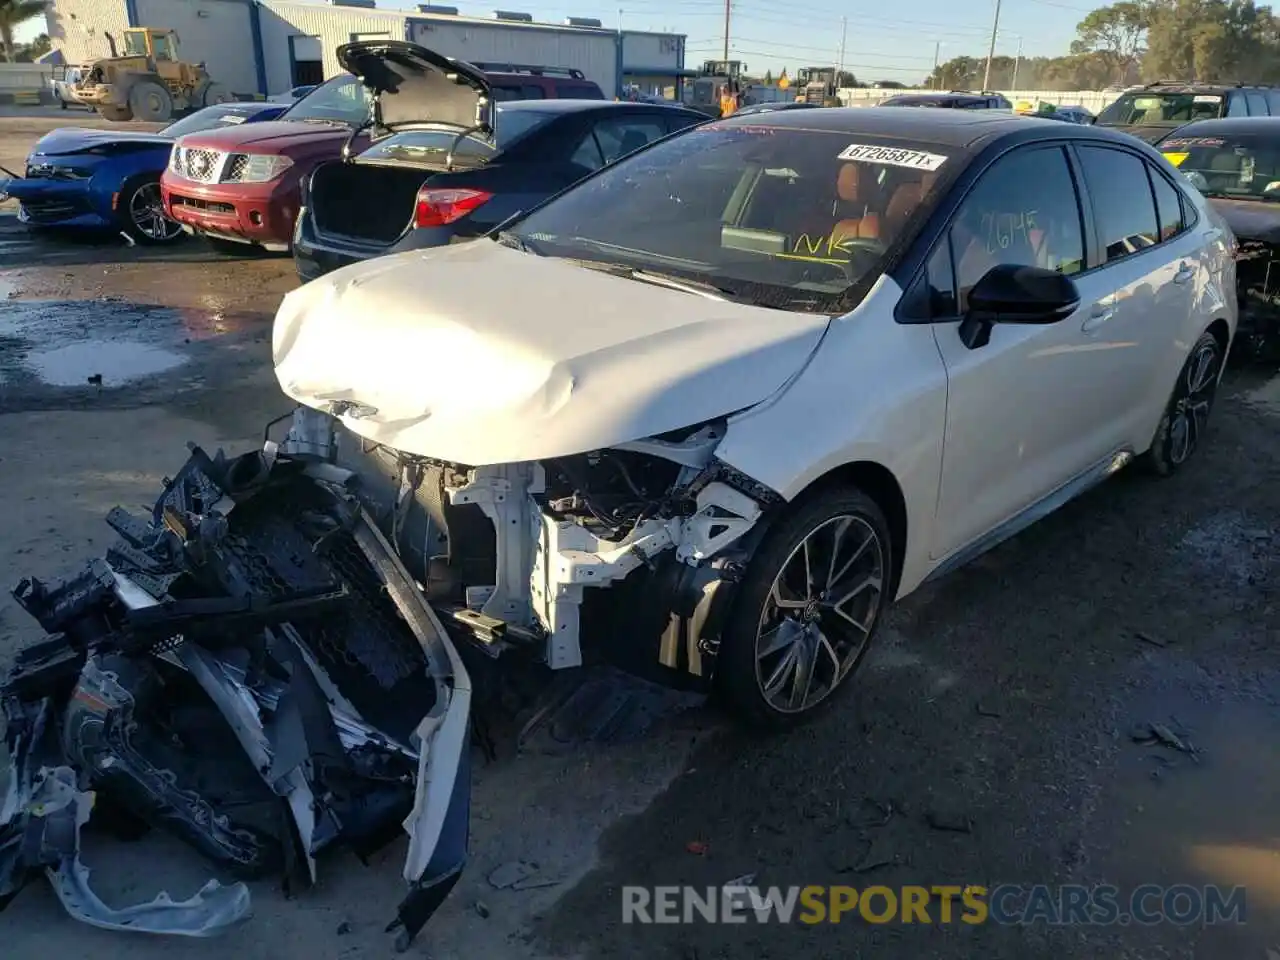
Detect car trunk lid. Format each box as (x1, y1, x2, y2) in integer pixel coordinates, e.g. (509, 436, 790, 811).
(336, 39, 493, 132)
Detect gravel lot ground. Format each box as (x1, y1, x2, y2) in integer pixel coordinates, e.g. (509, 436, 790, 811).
(1, 112, 1277, 960)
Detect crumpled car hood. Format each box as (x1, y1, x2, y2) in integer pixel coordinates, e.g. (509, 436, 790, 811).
(34, 127, 173, 155)
(273, 241, 830, 464)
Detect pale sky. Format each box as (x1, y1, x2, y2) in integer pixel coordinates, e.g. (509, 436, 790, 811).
(14, 0, 1094, 83)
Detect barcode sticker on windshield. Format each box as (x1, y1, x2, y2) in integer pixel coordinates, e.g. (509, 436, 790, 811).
(1193, 95, 1222, 103)
(836, 143, 948, 170)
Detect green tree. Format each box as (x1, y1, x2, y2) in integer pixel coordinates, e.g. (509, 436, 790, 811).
(763, 68, 773, 85)
(14, 30, 49, 61)
(1070, 1, 1150, 83)
(0, 0, 46, 63)
(1144, 0, 1280, 81)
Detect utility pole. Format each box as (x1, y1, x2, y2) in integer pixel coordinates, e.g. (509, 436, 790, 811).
(932, 41, 941, 89)
(835, 16, 847, 95)
(722, 0, 730, 62)
(981, 0, 1002, 91)
(1011, 36, 1023, 90)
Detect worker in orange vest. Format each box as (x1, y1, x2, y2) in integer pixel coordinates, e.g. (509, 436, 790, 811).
(719, 79, 740, 118)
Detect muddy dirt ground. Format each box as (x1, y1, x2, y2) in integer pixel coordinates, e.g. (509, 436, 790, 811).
(1, 114, 1278, 960)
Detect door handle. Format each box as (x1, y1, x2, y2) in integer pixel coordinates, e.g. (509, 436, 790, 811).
(1173, 263, 1195, 284)
(1082, 302, 1115, 333)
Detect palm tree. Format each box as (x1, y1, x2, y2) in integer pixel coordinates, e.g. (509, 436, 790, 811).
(0, 1, 47, 63)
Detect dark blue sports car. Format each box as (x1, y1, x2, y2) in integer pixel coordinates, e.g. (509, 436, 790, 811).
(0, 102, 287, 244)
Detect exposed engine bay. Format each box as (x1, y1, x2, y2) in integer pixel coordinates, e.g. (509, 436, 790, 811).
(0, 407, 774, 944)
(321, 406, 775, 672)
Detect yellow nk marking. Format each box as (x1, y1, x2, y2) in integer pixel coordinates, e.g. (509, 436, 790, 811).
(1163, 152, 1189, 167)
(793, 232, 859, 258)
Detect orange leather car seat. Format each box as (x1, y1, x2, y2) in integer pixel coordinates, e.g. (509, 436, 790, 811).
(884, 170, 939, 233)
(829, 163, 881, 245)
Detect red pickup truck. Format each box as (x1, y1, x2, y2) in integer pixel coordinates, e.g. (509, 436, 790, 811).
(161, 50, 603, 252)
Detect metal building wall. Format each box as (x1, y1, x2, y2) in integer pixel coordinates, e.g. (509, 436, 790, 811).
(408, 17, 617, 95)
(620, 32, 679, 74)
(134, 0, 260, 96)
(44, 0, 131, 64)
(257, 0, 409, 95)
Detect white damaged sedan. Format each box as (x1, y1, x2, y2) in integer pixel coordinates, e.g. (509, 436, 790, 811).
(273, 106, 1236, 728)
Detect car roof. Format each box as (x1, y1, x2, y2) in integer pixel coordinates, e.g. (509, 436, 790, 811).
(885, 94, 991, 106)
(1125, 82, 1270, 94)
(1162, 116, 1280, 137)
(498, 98, 699, 115)
(721, 105, 1133, 150)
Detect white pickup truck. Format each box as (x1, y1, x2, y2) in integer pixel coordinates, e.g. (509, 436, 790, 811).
(49, 64, 92, 110)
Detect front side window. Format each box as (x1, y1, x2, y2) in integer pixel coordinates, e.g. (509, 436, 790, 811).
(1097, 92, 1224, 125)
(1246, 90, 1270, 115)
(1226, 92, 1249, 117)
(1158, 132, 1280, 202)
(510, 124, 953, 313)
(279, 74, 369, 125)
(123, 32, 148, 56)
(1076, 146, 1159, 263)
(949, 146, 1085, 311)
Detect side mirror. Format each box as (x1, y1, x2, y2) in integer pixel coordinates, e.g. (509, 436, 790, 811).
(959, 264, 1080, 349)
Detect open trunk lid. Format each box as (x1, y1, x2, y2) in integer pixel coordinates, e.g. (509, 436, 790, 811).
(337, 40, 494, 133)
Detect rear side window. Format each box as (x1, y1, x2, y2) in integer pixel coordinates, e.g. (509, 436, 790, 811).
(570, 116, 668, 171)
(558, 81, 605, 100)
(1076, 146, 1159, 263)
(1269, 90, 1280, 115)
(1226, 91, 1249, 117)
(1148, 167, 1186, 241)
(1246, 90, 1270, 115)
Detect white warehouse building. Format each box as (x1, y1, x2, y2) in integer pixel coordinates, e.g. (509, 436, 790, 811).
(42, 0, 689, 100)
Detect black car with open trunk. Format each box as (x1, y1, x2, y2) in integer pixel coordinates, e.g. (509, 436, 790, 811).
(292, 41, 705, 283)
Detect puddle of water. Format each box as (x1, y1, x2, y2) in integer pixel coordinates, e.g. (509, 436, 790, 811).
(23, 341, 186, 387)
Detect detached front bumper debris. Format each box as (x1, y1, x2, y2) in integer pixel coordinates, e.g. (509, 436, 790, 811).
(1, 440, 471, 949)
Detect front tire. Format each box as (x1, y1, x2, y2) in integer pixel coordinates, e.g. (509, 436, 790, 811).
(717, 487, 891, 730)
(120, 177, 184, 245)
(1141, 329, 1224, 476)
(129, 81, 173, 122)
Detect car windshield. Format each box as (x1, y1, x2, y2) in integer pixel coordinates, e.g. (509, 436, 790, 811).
(506, 123, 952, 313)
(1098, 92, 1224, 125)
(279, 74, 370, 125)
(160, 105, 267, 138)
(1161, 132, 1280, 201)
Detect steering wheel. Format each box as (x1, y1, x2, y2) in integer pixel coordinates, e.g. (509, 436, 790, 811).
(833, 236, 888, 281)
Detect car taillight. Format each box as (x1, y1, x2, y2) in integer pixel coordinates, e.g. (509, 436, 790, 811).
(413, 187, 492, 228)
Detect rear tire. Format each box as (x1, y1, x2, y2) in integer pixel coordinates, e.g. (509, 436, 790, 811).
(1140, 329, 1224, 477)
(717, 486, 892, 731)
(129, 81, 173, 122)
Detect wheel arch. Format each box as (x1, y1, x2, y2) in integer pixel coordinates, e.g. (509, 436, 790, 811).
(1206, 316, 1231, 353)
(790, 459, 908, 598)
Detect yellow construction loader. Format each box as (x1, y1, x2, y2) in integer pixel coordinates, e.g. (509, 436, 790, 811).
(70, 28, 234, 122)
